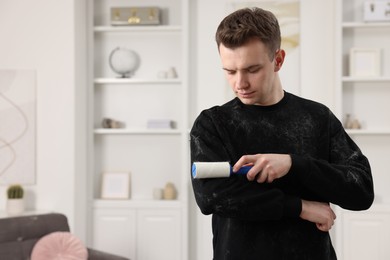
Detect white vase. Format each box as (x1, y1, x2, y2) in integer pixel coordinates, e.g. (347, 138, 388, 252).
(6, 198, 25, 216)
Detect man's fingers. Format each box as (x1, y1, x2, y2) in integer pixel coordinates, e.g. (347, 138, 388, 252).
(256, 170, 266, 183)
(316, 219, 334, 232)
(316, 223, 330, 232)
(233, 155, 254, 172)
(247, 166, 261, 181)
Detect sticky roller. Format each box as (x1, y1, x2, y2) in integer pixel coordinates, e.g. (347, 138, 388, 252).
(192, 162, 252, 179)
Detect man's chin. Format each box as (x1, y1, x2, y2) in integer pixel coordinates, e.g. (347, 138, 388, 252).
(238, 97, 255, 105)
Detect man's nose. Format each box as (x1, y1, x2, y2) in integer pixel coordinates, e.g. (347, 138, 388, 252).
(236, 72, 249, 89)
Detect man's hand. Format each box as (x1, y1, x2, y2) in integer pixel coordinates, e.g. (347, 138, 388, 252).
(233, 154, 292, 183)
(300, 200, 336, 232)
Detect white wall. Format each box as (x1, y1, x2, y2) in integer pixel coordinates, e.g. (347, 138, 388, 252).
(300, 0, 336, 110)
(189, 0, 228, 121)
(0, 0, 87, 239)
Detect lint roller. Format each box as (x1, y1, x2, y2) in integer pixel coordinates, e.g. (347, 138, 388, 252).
(192, 162, 252, 179)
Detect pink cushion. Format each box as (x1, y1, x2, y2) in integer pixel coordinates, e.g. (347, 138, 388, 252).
(31, 231, 88, 260)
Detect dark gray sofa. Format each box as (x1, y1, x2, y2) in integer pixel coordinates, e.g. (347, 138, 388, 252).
(0, 213, 129, 260)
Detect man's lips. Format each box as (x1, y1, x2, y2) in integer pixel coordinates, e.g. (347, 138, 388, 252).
(237, 91, 255, 98)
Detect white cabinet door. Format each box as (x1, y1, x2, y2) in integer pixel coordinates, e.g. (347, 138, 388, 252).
(137, 209, 181, 260)
(340, 207, 390, 260)
(93, 208, 136, 259)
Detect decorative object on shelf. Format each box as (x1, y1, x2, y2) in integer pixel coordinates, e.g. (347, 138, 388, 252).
(166, 67, 178, 78)
(344, 114, 353, 129)
(163, 182, 177, 200)
(101, 117, 125, 129)
(109, 47, 140, 78)
(147, 119, 176, 129)
(349, 48, 381, 77)
(344, 114, 362, 129)
(101, 172, 131, 199)
(157, 67, 178, 79)
(363, 1, 390, 22)
(111, 7, 161, 26)
(6, 184, 24, 215)
(153, 188, 163, 200)
(351, 119, 362, 129)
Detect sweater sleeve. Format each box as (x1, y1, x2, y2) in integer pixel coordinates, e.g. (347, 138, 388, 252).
(190, 111, 302, 221)
(289, 112, 374, 211)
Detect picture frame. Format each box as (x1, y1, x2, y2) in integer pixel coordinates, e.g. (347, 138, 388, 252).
(349, 48, 381, 77)
(101, 172, 130, 199)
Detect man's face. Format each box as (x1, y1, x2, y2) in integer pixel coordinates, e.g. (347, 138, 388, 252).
(219, 39, 284, 106)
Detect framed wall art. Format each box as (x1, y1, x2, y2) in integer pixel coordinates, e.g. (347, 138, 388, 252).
(349, 48, 381, 77)
(101, 172, 130, 199)
(0, 70, 36, 185)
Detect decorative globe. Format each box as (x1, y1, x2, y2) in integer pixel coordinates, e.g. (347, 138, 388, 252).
(109, 47, 140, 78)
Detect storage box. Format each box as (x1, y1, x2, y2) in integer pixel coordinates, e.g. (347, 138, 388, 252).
(363, 1, 390, 22)
(111, 7, 161, 26)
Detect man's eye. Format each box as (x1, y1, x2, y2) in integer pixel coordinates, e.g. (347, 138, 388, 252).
(226, 70, 236, 75)
(248, 68, 260, 73)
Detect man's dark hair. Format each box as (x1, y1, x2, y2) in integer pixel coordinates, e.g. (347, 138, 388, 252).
(215, 7, 281, 60)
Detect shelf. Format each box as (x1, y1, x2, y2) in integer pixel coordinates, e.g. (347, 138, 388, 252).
(89, 1, 189, 258)
(92, 199, 182, 209)
(94, 78, 182, 84)
(342, 22, 390, 28)
(336, 2, 390, 257)
(346, 129, 390, 135)
(342, 76, 390, 82)
(94, 128, 181, 135)
(94, 25, 182, 33)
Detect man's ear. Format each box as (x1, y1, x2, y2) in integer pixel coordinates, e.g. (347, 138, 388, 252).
(274, 49, 286, 72)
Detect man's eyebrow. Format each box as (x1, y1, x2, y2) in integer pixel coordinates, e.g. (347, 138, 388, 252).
(222, 64, 262, 71)
(244, 64, 262, 70)
(222, 67, 234, 71)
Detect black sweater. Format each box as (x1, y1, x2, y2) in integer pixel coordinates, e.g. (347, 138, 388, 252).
(190, 92, 374, 260)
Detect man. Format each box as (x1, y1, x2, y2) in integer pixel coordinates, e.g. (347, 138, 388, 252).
(190, 7, 374, 260)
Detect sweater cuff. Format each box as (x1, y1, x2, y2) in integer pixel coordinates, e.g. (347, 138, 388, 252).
(283, 195, 302, 218)
(289, 154, 309, 180)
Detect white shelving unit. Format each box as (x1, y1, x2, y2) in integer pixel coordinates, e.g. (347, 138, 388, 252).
(87, 1, 189, 259)
(334, 1, 390, 259)
(94, 25, 182, 33)
(94, 78, 182, 84)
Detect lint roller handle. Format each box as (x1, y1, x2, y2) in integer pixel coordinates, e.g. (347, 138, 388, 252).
(233, 165, 252, 175)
